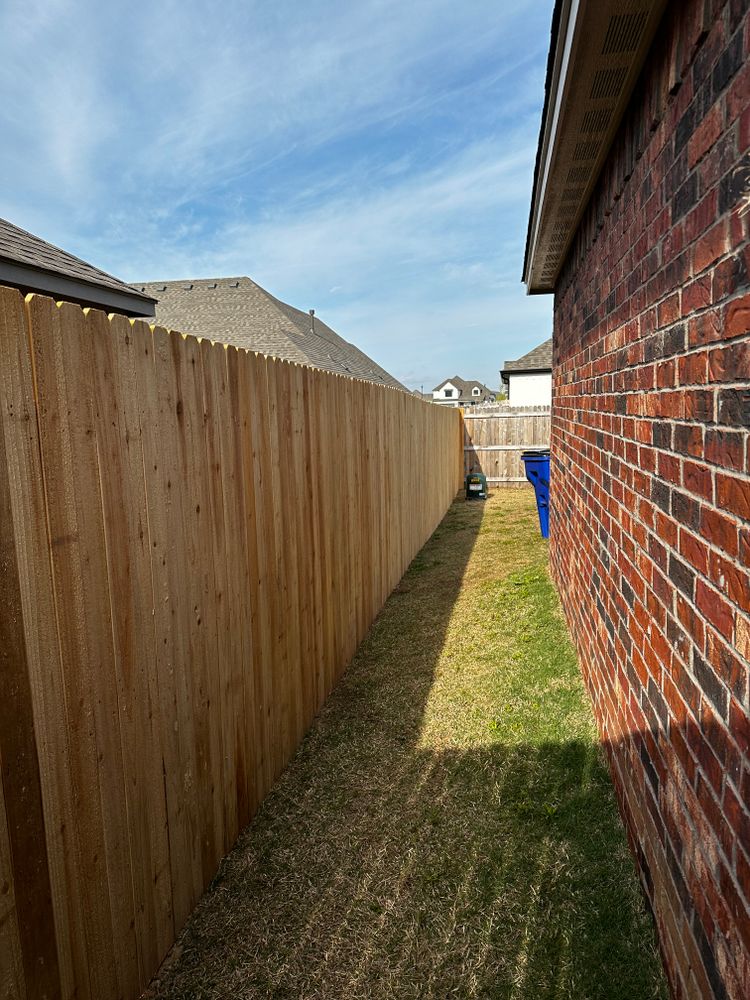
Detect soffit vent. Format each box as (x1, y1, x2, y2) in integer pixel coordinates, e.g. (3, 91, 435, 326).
(590, 66, 629, 99)
(523, 0, 668, 294)
(573, 140, 601, 161)
(602, 11, 649, 54)
(567, 165, 590, 184)
(581, 107, 613, 133)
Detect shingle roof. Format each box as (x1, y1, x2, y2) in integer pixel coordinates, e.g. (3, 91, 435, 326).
(432, 375, 494, 395)
(502, 338, 553, 373)
(136, 276, 405, 391)
(0, 217, 156, 316)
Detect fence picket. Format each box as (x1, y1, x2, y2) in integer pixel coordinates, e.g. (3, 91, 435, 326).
(0, 286, 462, 1000)
(463, 406, 551, 485)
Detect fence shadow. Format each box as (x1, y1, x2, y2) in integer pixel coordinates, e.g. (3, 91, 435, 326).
(144, 495, 666, 1000)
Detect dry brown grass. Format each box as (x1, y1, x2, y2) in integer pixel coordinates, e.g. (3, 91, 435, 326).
(143, 490, 667, 1000)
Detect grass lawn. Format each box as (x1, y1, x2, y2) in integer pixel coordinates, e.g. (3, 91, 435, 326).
(145, 490, 668, 1000)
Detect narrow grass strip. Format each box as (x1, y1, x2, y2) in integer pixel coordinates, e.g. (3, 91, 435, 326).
(145, 491, 668, 1000)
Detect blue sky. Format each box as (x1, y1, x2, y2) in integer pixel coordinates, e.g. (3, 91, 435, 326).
(0, 0, 553, 391)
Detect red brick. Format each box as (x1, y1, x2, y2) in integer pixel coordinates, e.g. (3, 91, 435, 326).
(695, 578, 735, 639)
(716, 472, 750, 519)
(693, 220, 729, 275)
(688, 310, 723, 347)
(685, 188, 719, 246)
(727, 57, 750, 123)
(700, 506, 740, 557)
(679, 528, 710, 574)
(659, 294, 682, 327)
(686, 714, 724, 793)
(678, 350, 709, 385)
(698, 772, 735, 859)
(706, 631, 748, 703)
(723, 780, 750, 852)
(708, 340, 750, 381)
(684, 387, 715, 420)
(549, 7, 750, 995)
(713, 250, 750, 301)
(730, 699, 750, 757)
(709, 550, 750, 612)
(688, 104, 723, 167)
(705, 429, 745, 472)
(682, 276, 713, 316)
(725, 295, 750, 339)
(741, 106, 750, 152)
(682, 460, 713, 500)
(736, 614, 750, 661)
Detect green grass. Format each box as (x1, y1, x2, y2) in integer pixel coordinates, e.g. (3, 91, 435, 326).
(145, 491, 668, 1000)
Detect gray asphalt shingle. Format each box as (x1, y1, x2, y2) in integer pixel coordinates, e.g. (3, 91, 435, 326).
(0, 217, 156, 306)
(137, 276, 405, 390)
(502, 338, 553, 373)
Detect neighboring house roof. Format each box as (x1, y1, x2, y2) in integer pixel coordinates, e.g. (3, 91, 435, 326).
(432, 376, 496, 400)
(411, 390, 433, 402)
(523, 0, 667, 293)
(501, 338, 553, 376)
(136, 276, 405, 391)
(0, 217, 156, 317)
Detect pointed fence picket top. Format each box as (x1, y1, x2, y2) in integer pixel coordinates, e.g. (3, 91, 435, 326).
(0, 284, 463, 1000)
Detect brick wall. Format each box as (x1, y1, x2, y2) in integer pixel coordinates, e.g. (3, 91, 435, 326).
(550, 1, 750, 997)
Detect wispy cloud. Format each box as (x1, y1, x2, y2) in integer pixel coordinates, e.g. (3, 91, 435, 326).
(0, 0, 554, 389)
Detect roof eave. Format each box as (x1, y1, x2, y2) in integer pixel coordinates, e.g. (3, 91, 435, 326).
(500, 366, 552, 377)
(523, 0, 668, 295)
(0, 259, 157, 318)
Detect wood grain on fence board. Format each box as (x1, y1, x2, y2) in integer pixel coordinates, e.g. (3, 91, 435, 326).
(463, 408, 551, 484)
(0, 285, 461, 1000)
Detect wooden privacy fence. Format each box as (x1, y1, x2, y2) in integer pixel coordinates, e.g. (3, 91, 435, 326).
(463, 406, 551, 486)
(0, 286, 462, 1000)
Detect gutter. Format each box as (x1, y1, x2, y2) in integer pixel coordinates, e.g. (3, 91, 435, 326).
(0, 259, 157, 318)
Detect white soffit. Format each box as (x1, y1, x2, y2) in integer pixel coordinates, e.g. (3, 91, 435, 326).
(524, 0, 668, 294)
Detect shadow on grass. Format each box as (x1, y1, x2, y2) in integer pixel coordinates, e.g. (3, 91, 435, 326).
(144, 494, 667, 1000)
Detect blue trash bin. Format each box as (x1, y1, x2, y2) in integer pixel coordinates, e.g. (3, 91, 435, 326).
(521, 449, 550, 539)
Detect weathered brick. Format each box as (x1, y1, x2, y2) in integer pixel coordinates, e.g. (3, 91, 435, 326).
(673, 171, 700, 221)
(688, 103, 723, 167)
(708, 340, 750, 381)
(717, 388, 750, 425)
(700, 506, 740, 556)
(713, 251, 749, 300)
(670, 553, 697, 598)
(725, 295, 750, 339)
(705, 428, 746, 471)
(693, 219, 729, 274)
(716, 472, 750, 519)
(682, 459, 713, 499)
(695, 578, 735, 640)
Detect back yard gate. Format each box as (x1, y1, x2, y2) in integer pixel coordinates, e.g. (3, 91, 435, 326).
(462, 406, 551, 486)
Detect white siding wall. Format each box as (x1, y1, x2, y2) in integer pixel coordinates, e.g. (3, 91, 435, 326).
(507, 372, 552, 406)
(433, 382, 460, 405)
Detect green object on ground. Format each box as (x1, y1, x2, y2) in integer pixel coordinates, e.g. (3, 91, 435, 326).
(145, 491, 668, 1000)
(465, 471, 488, 499)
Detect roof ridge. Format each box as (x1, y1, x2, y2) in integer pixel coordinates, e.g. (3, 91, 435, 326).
(134, 273, 405, 390)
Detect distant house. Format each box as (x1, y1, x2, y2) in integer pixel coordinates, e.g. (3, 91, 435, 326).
(431, 376, 496, 408)
(500, 339, 552, 406)
(0, 217, 156, 318)
(411, 389, 433, 402)
(136, 276, 405, 391)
